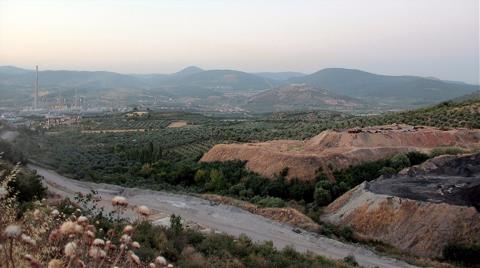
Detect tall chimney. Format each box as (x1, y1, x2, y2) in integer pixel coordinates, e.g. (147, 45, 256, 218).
(34, 65, 39, 110)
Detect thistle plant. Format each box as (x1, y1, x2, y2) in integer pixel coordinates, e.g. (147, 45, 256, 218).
(0, 185, 173, 268)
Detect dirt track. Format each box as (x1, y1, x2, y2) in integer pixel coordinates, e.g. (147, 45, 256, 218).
(28, 164, 418, 268)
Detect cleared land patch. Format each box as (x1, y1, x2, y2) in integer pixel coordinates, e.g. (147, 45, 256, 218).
(167, 120, 188, 128)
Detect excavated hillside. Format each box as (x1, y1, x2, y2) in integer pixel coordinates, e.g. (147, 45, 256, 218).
(201, 124, 480, 180)
(322, 153, 480, 258)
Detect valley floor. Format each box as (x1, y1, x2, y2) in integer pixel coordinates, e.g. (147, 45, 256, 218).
(29, 164, 418, 268)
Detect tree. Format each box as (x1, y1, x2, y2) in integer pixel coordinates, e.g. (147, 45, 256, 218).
(389, 154, 410, 170)
(314, 187, 332, 206)
(194, 169, 209, 184)
(207, 169, 225, 191)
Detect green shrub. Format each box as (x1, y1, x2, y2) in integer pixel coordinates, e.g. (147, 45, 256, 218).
(253, 196, 285, 208)
(6, 168, 46, 204)
(430, 147, 465, 157)
(389, 153, 410, 170)
(443, 243, 480, 265)
(405, 151, 430, 165)
(343, 255, 359, 266)
(314, 187, 332, 206)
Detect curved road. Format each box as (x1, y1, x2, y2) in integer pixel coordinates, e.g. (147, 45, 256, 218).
(29, 164, 416, 268)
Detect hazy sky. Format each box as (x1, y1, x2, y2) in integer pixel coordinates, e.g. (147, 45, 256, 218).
(0, 0, 478, 83)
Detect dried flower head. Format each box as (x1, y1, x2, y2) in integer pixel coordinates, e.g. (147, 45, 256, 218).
(50, 209, 60, 217)
(89, 246, 106, 260)
(33, 209, 42, 220)
(4, 224, 22, 238)
(48, 259, 63, 268)
(64, 241, 77, 257)
(93, 238, 105, 247)
(60, 221, 83, 235)
(49, 229, 61, 242)
(132, 241, 140, 249)
(155, 256, 167, 266)
(77, 216, 88, 225)
(129, 251, 141, 265)
(86, 230, 95, 239)
(0, 187, 7, 198)
(137, 205, 151, 217)
(112, 196, 128, 207)
(148, 263, 156, 268)
(167, 264, 174, 268)
(120, 234, 131, 244)
(21, 234, 36, 246)
(24, 254, 39, 268)
(123, 225, 134, 234)
(76, 260, 86, 268)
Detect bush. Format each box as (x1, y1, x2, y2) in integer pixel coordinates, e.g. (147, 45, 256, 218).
(343, 255, 359, 266)
(339, 226, 355, 241)
(253, 196, 285, 208)
(4, 167, 46, 204)
(443, 243, 480, 265)
(379, 166, 396, 176)
(430, 147, 465, 157)
(314, 187, 332, 206)
(389, 154, 410, 170)
(406, 151, 429, 165)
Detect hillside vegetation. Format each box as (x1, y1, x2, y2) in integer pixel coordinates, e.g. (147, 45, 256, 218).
(0, 161, 352, 268)
(11, 100, 479, 210)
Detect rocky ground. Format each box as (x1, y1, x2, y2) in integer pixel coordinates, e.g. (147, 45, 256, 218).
(322, 153, 480, 258)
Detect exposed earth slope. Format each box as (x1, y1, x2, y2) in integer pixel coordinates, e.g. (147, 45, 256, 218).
(201, 125, 480, 180)
(322, 153, 480, 258)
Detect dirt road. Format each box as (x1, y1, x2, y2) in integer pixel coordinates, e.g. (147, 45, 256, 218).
(29, 164, 417, 268)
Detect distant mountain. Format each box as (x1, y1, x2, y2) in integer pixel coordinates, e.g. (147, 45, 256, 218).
(0, 66, 273, 91)
(255, 71, 306, 81)
(288, 68, 479, 105)
(0, 68, 147, 89)
(245, 84, 364, 112)
(163, 69, 275, 91)
(173, 66, 204, 77)
(451, 91, 480, 103)
(1, 65, 478, 111)
(0, 66, 33, 75)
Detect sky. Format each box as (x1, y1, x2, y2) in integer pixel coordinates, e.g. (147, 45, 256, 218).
(0, 0, 479, 84)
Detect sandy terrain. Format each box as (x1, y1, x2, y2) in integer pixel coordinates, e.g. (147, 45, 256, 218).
(201, 125, 480, 180)
(29, 164, 417, 268)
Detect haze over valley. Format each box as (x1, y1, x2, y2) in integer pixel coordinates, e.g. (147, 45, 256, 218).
(1, 65, 478, 114)
(1, 0, 479, 267)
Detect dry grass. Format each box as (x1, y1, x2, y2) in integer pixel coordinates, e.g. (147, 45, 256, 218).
(0, 169, 173, 268)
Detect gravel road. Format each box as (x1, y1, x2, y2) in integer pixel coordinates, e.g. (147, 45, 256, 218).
(29, 164, 417, 268)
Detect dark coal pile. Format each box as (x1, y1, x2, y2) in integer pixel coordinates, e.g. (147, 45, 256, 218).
(367, 153, 480, 210)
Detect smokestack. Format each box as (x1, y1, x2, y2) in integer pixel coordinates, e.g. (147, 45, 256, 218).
(34, 65, 39, 110)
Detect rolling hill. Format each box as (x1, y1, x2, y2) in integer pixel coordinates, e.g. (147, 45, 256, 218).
(289, 68, 479, 105)
(1, 65, 478, 111)
(255, 71, 306, 81)
(161, 69, 275, 91)
(245, 84, 364, 112)
(0, 68, 147, 89)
